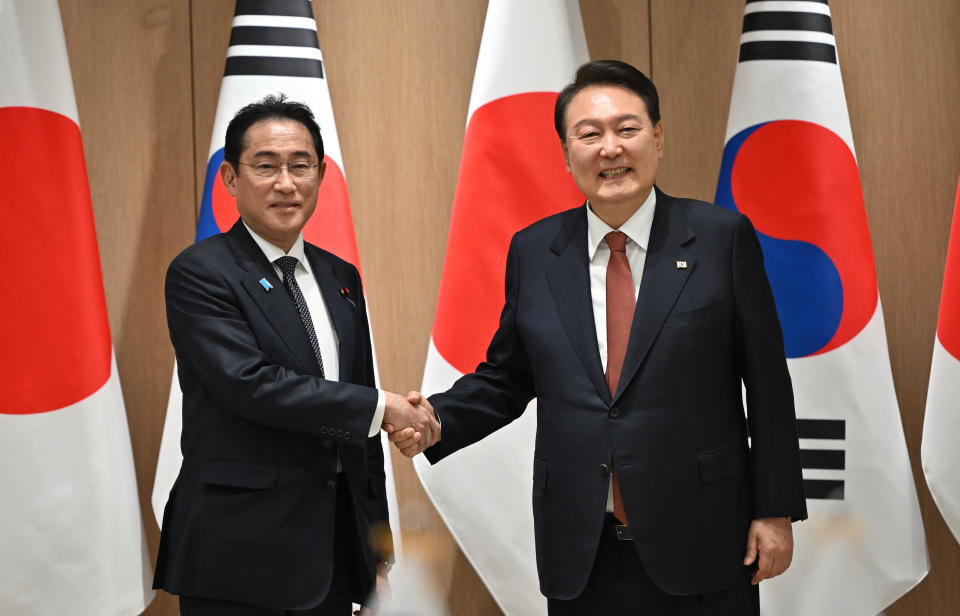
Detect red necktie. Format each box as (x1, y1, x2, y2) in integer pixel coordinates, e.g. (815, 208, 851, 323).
(605, 231, 633, 524)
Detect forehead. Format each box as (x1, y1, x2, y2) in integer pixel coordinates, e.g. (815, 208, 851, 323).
(566, 84, 651, 125)
(241, 119, 316, 156)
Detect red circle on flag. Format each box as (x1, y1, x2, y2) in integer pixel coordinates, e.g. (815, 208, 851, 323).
(211, 156, 360, 270)
(0, 108, 112, 414)
(731, 120, 878, 354)
(938, 178, 960, 360)
(432, 93, 585, 374)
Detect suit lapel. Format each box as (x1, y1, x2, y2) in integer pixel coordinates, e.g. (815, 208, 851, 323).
(613, 190, 695, 402)
(227, 222, 324, 377)
(306, 246, 357, 380)
(546, 206, 611, 404)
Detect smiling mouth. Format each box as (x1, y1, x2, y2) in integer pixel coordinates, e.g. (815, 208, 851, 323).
(271, 202, 300, 209)
(599, 167, 630, 179)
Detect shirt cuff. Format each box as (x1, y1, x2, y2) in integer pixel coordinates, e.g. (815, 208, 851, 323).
(368, 389, 386, 437)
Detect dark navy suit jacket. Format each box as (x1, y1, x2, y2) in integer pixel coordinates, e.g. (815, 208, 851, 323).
(425, 188, 806, 599)
(154, 221, 390, 609)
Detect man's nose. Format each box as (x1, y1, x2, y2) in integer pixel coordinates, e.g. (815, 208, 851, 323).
(599, 133, 622, 157)
(273, 165, 297, 190)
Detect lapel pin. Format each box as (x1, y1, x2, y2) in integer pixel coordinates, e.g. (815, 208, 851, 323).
(676, 260, 688, 269)
(340, 287, 350, 297)
(259, 278, 273, 292)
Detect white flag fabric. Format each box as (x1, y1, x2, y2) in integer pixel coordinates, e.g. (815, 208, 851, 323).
(0, 1, 155, 614)
(921, 176, 960, 544)
(714, 1, 928, 613)
(413, 1, 588, 614)
(151, 0, 400, 544)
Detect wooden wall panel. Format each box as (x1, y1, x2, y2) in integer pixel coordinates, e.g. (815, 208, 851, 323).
(190, 0, 233, 219)
(580, 0, 651, 72)
(58, 2, 196, 616)
(649, 1, 742, 201)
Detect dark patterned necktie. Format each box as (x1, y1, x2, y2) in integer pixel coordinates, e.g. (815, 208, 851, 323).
(605, 231, 634, 525)
(275, 256, 325, 377)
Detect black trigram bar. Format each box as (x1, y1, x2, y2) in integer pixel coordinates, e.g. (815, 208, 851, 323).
(800, 448, 845, 470)
(235, 0, 313, 18)
(797, 418, 845, 440)
(804, 479, 844, 500)
(224, 56, 324, 78)
(739, 41, 836, 63)
(230, 27, 319, 48)
(743, 11, 833, 34)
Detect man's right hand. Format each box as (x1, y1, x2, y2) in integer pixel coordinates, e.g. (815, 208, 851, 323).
(382, 391, 439, 456)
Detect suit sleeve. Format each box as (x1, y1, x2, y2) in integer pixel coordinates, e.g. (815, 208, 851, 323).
(731, 215, 808, 521)
(425, 235, 537, 464)
(166, 250, 379, 447)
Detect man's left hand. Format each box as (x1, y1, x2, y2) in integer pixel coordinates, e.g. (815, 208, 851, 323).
(355, 564, 390, 615)
(743, 516, 793, 585)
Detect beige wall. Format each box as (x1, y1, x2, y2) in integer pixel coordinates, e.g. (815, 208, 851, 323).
(57, 0, 960, 614)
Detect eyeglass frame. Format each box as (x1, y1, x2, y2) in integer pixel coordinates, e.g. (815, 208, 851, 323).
(237, 160, 322, 180)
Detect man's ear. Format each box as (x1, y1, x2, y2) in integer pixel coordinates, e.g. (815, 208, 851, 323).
(317, 158, 327, 186)
(654, 121, 664, 158)
(220, 161, 238, 196)
(561, 140, 572, 173)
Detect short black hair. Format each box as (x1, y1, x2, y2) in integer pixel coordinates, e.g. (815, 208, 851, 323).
(554, 60, 661, 140)
(223, 93, 324, 168)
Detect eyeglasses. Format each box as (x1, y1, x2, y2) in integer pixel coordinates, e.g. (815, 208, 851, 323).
(239, 161, 320, 180)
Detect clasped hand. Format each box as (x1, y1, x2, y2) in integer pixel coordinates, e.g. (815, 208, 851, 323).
(382, 391, 439, 457)
(743, 516, 793, 584)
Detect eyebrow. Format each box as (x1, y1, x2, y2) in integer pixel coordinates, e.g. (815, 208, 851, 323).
(250, 149, 316, 158)
(571, 113, 643, 130)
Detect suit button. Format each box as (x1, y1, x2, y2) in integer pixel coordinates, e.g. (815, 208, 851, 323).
(336, 429, 344, 439)
(321, 426, 329, 435)
(609, 407, 619, 418)
(345, 431, 352, 439)
(325, 479, 336, 492)
(600, 464, 610, 476)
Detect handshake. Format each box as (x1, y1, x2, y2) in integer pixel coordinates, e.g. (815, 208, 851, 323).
(381, 391, 440, 457)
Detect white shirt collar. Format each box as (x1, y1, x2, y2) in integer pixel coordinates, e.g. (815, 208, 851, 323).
(242, 221, 310, 273)
(586, 188, 657, 260)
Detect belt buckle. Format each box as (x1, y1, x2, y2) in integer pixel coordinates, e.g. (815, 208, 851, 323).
(614, 524, 632, 541)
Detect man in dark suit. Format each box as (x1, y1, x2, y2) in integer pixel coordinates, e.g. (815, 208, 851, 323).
(392, 61, 806, 614)
(154, 95, 438, 616)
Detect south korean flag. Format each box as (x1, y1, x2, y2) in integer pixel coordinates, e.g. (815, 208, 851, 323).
(715, 1, 929, 614)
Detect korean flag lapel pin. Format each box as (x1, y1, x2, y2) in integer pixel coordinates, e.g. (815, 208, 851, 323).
(676, 260, 688, 269)
(259, 278, 273, 292)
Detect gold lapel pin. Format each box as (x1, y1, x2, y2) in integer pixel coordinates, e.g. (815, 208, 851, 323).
(676, 260, 688, 269)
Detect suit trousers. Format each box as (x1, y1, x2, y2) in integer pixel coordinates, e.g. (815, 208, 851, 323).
(179, 474, 365, 616)
(547, 515, 759, 616)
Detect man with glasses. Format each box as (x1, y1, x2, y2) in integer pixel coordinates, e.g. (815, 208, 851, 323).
(153, 94, 437, 615)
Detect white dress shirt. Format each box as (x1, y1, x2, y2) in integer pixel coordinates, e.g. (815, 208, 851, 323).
(585, 189, 657, 511)
(244, 222, 385, 443)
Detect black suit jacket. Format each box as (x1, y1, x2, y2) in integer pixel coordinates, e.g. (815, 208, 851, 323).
(425, 188, 806, 599)
(153, 221, 390, 609)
